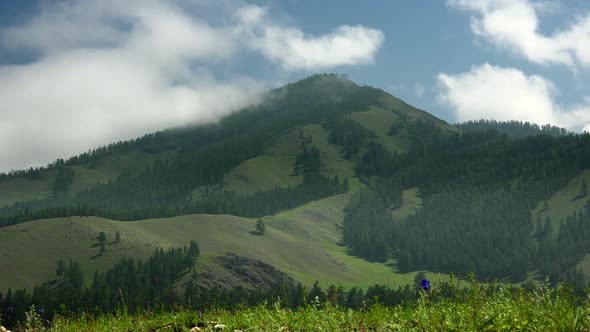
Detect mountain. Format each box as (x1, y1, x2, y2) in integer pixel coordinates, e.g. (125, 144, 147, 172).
(1, 74, 590, 294)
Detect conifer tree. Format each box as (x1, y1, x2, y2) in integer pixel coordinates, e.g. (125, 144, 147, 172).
(580, 178, 587, 198)
(255, 219, 266, 235)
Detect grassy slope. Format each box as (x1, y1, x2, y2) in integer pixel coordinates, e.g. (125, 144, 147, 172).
(195, 123, 355, 197)
(68, 149, 176, 194)
(0, 149, 175, 207)
(377, 93, 459, 133)
(529, 169, 590, 279)
(391, 187, 422, 221)
(347, 92, 459, 155)
(268, 186, 445, 288)
(531, 169, 590, 239)
(199, 89, 456, 197)
(212, 128, 304, 196)
(348, 107, 406, 153)
(0, 194, 444, 292)
(0, 177, 52, 208)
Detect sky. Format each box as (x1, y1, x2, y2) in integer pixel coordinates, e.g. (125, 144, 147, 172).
(1, 0, 589, 172)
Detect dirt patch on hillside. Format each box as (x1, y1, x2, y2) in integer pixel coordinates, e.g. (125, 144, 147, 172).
(197, 253, 295, 290)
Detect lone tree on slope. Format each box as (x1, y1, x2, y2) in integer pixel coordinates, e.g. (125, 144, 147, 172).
(255, 219, 266, 235)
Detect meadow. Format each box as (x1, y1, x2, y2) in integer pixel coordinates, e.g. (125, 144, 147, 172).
(10, 280, 590, 331)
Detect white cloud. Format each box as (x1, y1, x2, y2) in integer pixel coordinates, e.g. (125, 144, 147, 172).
(448, 0, 590, 68)
(438, 63, 590, 131)
(236, 5, 385, 70)
(0, 1, 384, 172)
(0, 51, 263, 173)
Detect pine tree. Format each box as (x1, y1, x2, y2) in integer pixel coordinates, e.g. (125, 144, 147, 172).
(255, 219, 266, 235)
(543, 217, 553, 237)
(579, 178, 588, 198)
(56, 260, 65, 278)
(97, 231, 107, 244)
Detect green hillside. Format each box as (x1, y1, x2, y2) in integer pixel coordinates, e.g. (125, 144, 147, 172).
(0, 177, 51, 208)
(349, 107, 407, 153)
(0, 188, 443, 291)
(197, 123, 355, 197)
(0, 148, 176, 208)
(2, 74, 590, 298)
(528, 169, 590, 280)
(531, 169, 590, 239)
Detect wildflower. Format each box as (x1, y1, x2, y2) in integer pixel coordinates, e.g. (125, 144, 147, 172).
(198, 311, 203, 319)
(420, 278, 430, 292)
(38, 307, 45, 314)
(6, 307, 14, 315)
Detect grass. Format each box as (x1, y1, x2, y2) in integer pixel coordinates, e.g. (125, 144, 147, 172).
(391, 187, 422, 221)
(196, 123, 356, 198)
(18, 282, 590, 331)
(527, 169, 590, 281)
(348, 107, 406, 153)
(0, 179, 439, 293)
(0, 216, 157, 290)
(67, 149, 176, 194)
(377, 93, 459, 135)
(0, 149, 176, 207)
(531, 169, 590, 239)
(0, 177, 52, 208)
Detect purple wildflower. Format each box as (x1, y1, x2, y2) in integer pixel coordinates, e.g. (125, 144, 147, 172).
(38, 307, 45, 314)
(198, 311, 203, 319)
(420, 278, 430, 292)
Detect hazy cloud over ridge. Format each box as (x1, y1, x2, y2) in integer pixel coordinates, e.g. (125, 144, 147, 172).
(0, 0, 384, 172)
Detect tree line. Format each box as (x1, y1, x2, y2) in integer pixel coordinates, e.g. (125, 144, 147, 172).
(341, 119, 590, 283)
(455, 119, 569, 138)
(0, 242, 200, 328)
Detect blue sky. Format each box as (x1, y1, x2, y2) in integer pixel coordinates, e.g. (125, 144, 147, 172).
(1, 0, 589, 172)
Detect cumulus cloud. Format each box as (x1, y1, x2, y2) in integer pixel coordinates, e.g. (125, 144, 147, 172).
(0, 0, 384, 172)
(438, 63, 590, 131)
(235, 5, 384, 70)
(448, 0, 590, 68)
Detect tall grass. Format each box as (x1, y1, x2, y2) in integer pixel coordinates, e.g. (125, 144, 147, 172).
(10, 280, 590, 331)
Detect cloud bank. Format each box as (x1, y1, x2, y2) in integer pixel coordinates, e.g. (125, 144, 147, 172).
(438, 64, 590, 131)
(448, 0, 590, 68)
(0, 0, 384, 172)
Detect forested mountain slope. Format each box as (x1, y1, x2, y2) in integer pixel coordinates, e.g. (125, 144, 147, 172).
(1, 74, 590, 293)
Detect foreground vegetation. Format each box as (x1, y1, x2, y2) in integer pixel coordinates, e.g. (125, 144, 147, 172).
(8, 279, 590, 331)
